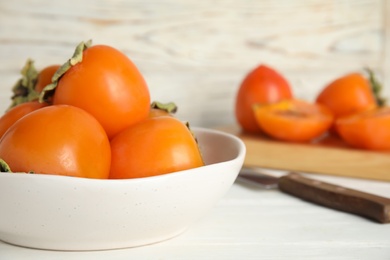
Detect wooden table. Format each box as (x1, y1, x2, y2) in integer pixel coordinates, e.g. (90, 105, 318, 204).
(1, 169, 389, 259)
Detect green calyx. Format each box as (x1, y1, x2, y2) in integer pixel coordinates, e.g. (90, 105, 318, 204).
(39, 40, 92, 103)
(0, 159, 12, 173)
(184, 121, 205, 165)
(366, 68, 386, 107)
(151, 101, 178, 114)
(8, 59, 40, 110)
(185, 121, 196, 142)
(0, 159, 34, 174)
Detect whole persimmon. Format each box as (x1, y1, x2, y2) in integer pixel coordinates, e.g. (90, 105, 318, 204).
(316, 70, 385, 118)
(235, 64, 293, 133)
(109, 116, 204, 179)
(35, 64, 61, 93)
(0, 105, 111, 179)
(49, 42, 150, 139)
(0, 101, 48, 139)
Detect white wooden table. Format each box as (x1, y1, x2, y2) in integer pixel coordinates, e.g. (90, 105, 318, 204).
(1, 1, 390, 259)
(1, 169, 389, 260)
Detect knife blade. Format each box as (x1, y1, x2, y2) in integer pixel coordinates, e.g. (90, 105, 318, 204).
(238, 168, 390, 224)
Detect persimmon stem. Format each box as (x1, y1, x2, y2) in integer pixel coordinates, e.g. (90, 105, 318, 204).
(39, 40, 92, 103)
(365, 68, 386, 107)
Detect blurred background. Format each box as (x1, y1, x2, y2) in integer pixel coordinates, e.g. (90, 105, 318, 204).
(0, 0, 388, 128)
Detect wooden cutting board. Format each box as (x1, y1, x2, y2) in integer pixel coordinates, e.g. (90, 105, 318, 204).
(216, 125, 390, 182)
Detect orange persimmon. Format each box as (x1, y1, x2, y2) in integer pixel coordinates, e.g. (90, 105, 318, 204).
(235, 64, 293, 133)
(109, 116, 204, 179)
(316, 71, 384, 118)
(335, 107, 390, 150)
(51, 42, 150, 139)
(0, 105, 111, 179)
(0, 101, 48, 139)
(253, 99, 333, 142)
(35, 65, 61, 93)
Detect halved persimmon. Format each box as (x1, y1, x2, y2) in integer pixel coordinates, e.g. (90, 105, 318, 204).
(335, 107, 390, 150)
(253, 99, 334, 142)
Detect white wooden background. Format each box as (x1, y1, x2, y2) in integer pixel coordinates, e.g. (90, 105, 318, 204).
(0, 0, 388, 128)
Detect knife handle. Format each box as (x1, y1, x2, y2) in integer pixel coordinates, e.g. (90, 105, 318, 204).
(278, 172, 390, 224)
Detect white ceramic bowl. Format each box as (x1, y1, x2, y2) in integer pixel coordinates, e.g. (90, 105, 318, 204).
(0, 127, 245, 251)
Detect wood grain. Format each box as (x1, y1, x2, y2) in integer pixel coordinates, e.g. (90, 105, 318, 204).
(217, 125, 390, 182)
(0, 0, 388, 128)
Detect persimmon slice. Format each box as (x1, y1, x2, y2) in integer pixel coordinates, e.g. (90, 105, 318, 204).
(253, 99, 334, 142)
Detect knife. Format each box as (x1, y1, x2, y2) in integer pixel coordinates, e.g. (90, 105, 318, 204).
(238, 168, 390, 224)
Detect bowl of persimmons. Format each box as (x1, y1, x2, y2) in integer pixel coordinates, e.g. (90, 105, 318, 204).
(0, 41, 245, 251)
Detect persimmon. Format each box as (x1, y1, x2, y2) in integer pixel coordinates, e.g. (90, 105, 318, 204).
(46, 41, 150, 139)
(253, 99, 333, 142)
(316, 70, 384, 118)
(35, 64, 61, 93)
(335, 107, 390, 150)
(0, 105, 111, 179)
(235, 64, 293, 133)
(109, 116, 204, 179)
(0, 101, 48, 139)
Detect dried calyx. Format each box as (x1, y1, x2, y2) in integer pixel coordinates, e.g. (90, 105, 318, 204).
(184, 121, 205, 165)
(39, 40, 92, 103)
(8, 59, 39, 110)
(151, 101, 178, 114)
(7, 40, 92, 109)
(0, 159, 12, 173)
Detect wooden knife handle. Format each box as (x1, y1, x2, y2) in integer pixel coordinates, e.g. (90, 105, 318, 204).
(278, 172, 390, 224)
